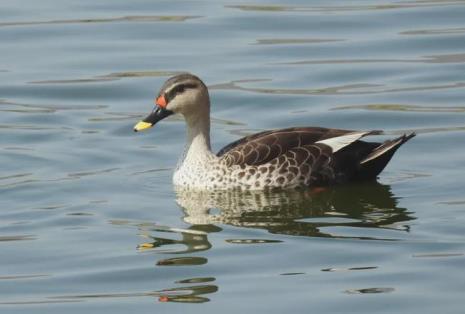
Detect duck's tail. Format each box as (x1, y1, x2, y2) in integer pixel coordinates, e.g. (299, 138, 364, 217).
(354, 132, 416, 181)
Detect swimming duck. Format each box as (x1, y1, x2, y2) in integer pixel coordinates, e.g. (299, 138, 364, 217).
(134, 73, 415, 190)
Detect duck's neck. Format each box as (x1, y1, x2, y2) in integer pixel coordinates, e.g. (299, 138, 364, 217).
(179, 110, 215, 168)
(187, 113, 211, 152)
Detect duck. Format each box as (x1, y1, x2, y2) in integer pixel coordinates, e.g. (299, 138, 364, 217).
(134, 73, 415, 190)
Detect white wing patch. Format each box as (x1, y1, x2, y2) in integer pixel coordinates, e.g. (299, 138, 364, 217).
(316, 132, 369, 152)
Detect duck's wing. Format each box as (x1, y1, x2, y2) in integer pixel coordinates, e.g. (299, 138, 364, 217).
(217, 127, 382, 167)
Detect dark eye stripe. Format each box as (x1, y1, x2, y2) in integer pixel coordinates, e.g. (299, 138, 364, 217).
(165, 83, 198, 103)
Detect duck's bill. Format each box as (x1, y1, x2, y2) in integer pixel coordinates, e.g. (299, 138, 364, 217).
(134, 106, 174, 132)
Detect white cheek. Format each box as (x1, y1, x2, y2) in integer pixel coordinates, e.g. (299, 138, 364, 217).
(166, 95, 187, 112)
(166, 101, 180, 113)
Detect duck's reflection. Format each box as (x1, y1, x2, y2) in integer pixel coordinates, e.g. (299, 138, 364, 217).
(139, 183, 413, 303)
(155, 278, 218, 303)
(175, 183, 415, 239)
(137, 224, 220, 254)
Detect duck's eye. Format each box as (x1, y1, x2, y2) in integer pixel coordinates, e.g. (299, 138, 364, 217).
(165, 83, 198, 103)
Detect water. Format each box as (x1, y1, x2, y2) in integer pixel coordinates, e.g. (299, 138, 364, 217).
(1, 0, 465, 312)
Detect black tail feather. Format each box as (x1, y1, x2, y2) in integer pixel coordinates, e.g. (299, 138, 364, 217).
(354, 132, 416, 181)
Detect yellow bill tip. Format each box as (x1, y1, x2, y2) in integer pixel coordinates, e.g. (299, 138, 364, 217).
(134, 121, 153, 132)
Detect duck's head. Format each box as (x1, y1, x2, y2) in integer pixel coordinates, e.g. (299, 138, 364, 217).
(134, 73, 209, 132)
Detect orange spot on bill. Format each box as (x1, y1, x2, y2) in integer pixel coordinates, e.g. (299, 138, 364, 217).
(159, 296, 169, 302)
(156, 95, 167, 108)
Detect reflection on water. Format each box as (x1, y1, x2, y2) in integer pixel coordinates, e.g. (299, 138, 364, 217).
(156, 256, 208, 266)
(8, 280, 218, 305)
(156, 283, 218, 303)
(128, 183, 413, 304)
(175, 183, 415, 240)
(321, 266, 378, 272)
(137, 224, 219, 254)
(344, 287, 395, 294)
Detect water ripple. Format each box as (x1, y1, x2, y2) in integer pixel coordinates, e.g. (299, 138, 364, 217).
(30, 71, 182, 84)
(0, 15, 201, 28)
(0, 124, 73, 131)
(280, 272, 306, 276)
(345, 287, 395, 294)
(0, 274, 49, 280)
(0, 300, 82, 305)
(413, 252, 464, 258)
(437, 200, 465, 205)
(321, 266, 378, 272)
(0, 168, 122, 189)
(67, 168, 120, 179)
(212, 80, 465, 96)
(0, 99, 107, 113)
(0, 235, 36, 242)
(254, 38, 344, 45)
(226, 1, 465, 13)
(88, 112, 143, 122)
(131, 167, 172, 176)
(333, 103, 465, 113)
(393, 125, 465, 135)
(282, 53, 465, 65)
(0, 173, 33, 181)
(400, 27, 465, 35)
